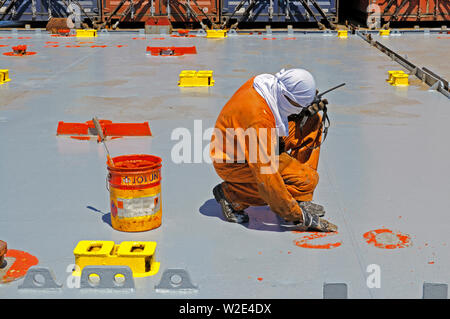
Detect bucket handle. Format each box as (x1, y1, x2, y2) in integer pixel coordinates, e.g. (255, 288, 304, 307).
(106, 173, 111, 191)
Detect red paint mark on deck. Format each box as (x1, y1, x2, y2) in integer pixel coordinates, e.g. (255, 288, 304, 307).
(116, 45, 127, 48)
(44, 45, 59, 47)
(17, 37, 32, 39)
(152, 37, 165, 40)
(91, 45, 108, 48)
(1, 249, 38, 283)
(66, 45, 81, 48)
(428, 261, 435, 265)
(46, 41, 59, 44)
(363, 228, 412, 249)
(0, 45, 8, 47)
(263, 37, 276, 40)
(284, 37, 297, 40)
(293, 231, 342, 249)
(0, 37, 13, 39)
(257, 277, 263, 281)
(132, 37, 146, 40)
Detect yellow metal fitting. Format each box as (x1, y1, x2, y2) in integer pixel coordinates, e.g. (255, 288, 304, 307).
(76, 29, 98, 37)
(379, 29, 390, 36)
(392, 73, 409, 86)
(206, 29, 227, 38)
(178, 70, 215, 87)
(337, 30, 348, 38)
(0, 69, 10, 84)
(73, 240, 160, 277)
(387, 70, 405, 83)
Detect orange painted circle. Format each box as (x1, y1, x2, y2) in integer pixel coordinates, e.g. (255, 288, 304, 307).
(293, 231, 342, 249)
(363, 229, 412, 249)
(1, 249, 38, 283)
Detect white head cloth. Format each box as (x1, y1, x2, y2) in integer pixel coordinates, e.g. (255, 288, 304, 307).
(253, 68, 316, 136)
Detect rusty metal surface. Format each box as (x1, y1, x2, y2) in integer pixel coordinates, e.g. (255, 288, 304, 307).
(0, 31, 449, 298)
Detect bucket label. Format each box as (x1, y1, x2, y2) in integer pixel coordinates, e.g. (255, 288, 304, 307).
(115, 193, 161, 218)
(121, 171, 160, 186)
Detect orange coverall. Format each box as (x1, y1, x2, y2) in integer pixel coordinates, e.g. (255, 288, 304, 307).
(210, 77, 323, 222)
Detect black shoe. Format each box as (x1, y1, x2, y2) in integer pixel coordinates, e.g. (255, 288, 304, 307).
(213, 184, 249, 224)
(298, 201, 325, 217)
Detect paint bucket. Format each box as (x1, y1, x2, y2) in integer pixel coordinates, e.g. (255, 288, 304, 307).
(107, 154, 162, 232)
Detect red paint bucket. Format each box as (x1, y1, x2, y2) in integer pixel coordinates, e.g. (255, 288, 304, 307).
(107, 154, 162, 232)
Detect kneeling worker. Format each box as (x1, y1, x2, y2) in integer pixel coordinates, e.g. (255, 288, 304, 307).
(210, 68, 337, 232)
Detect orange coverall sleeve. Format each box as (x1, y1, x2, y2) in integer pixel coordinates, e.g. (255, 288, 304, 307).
(245, 122, 304, 222)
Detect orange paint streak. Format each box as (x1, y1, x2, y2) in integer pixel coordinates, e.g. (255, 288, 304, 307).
(2, 249, 38, 283)
(293, 232, 342, 249)
(428, 261, 435, 265)
(284, 37, 297, 40)
(363, 229, 412, 249)
(257, 277, 263, 281)
(262, 37, 276, 40)
(0, 45, 8, 47)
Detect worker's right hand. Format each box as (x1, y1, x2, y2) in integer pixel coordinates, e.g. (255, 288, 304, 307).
(296, 209, 338, 232)
(307, 98, 328, 117)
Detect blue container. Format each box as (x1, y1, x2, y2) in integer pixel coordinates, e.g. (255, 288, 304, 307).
(0, 0, 100, 22)
(221, 0, 337, 23)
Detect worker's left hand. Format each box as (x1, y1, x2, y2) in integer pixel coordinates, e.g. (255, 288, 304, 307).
(307, 98, 328, 116)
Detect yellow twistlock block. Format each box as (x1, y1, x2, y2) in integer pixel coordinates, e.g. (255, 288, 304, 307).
(379, 29, 390, 36)
(206, 29, 227, 38)
(76, 29, 98, 37)
(337, 30, 348, 38)
(0, 69, 10, 84)
(392, 73, 409, 86)
(178, 70, 215, 87)
(387, 70, 405, 83)
(73, 240, 160, 277)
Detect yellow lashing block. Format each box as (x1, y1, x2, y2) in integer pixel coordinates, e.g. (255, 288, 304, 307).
(392, 73, 409, 86)
(379, 29, 390, 36)
(73, 240, 160, 277)
(337, 30, 348, 38)
(76, 29, 98, 37)
(387, 70, 405, 83)
(0, 69, 10, 84)
(178, 70, 215, 87)
(206, 29, 227, 38)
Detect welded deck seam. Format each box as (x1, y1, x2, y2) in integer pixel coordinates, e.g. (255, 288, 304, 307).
(322, 156, 375, 298)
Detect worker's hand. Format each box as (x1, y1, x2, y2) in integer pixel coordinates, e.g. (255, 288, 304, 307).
(294, 209, 338, 232)
(307, 98, 328, 116)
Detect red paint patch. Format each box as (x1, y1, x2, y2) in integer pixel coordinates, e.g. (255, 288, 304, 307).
(257, 277, 263, 281)
(132, 37, 146, 40)
(0, 37, 13, 39)
(17, 37, 32, 39)
(66, 45, 81, 48)
(152, 37, 165, 40)
(116, 45, 127, 48)
(44, 45, 59, 47)
(0, 45, 9, 47)
(428, 261, 435, 265)
(363, 228, 412, 249)
(284, 37, 297, 40)
(293, 231, 342, 249)
(263, 37, 276, 40)
(46, 41, 59, 44)
(1, 249, 39, 283)
(91, 45, 107, 48)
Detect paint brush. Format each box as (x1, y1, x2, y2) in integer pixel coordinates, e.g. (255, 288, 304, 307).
(92, 116, 115, 167)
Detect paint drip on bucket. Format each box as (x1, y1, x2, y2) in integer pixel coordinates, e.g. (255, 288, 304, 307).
(107, 154, 162, 232)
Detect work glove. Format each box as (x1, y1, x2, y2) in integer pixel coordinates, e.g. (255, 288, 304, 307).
(294, 209, 338, 232)
(307, 98, 328, 117)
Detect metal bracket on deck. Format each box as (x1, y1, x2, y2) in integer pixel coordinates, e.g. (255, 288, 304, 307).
(18, 267, 63, 290)
(196, 29, 206, 36)
(323, 283, 347, 299)
(428, 80, 444, 92)
(80, 266, 135, 290)
(391, 29, 401, 36)
(228, 29, 238, 36)
(155, 269, 198, 293)
(423, 283, 448, 299)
